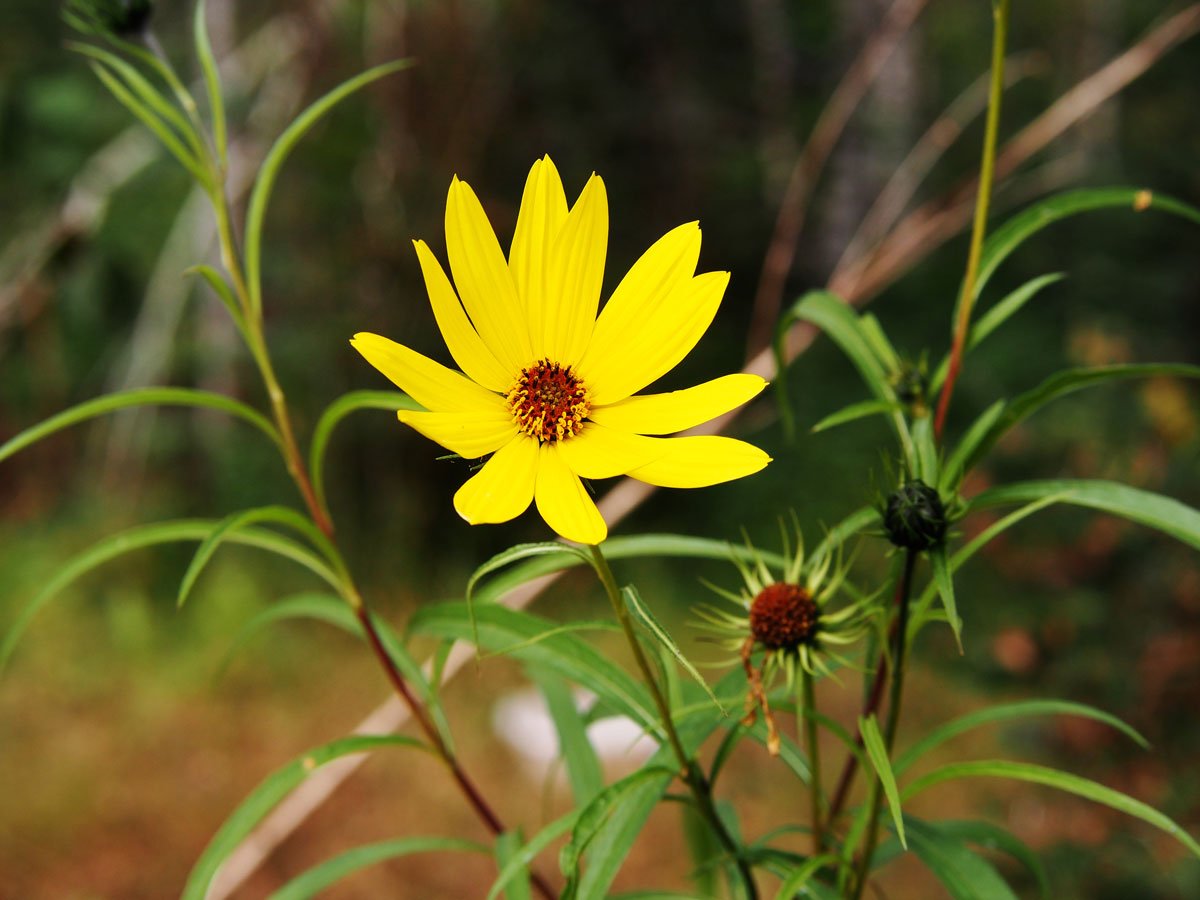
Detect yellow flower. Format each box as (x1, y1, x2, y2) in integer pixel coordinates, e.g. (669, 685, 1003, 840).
(352, 156, 770, 545)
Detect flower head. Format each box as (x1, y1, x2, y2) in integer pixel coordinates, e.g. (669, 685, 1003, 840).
(353, 156, 770, 544)
(694, 519, 872, 752)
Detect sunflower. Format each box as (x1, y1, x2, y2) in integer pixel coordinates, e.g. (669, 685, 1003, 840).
(352, 156, 770, 544)
(695, 521, 873, 752)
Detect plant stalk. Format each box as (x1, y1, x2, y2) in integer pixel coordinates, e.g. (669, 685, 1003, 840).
(933, 0, 1011, 441)
(590, 544, 758, 900)
(799, 667, 824, 855)
(849, 550, 916, 899)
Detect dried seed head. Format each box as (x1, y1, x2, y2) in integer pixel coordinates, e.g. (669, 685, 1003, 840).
(749, 583, 819, 651)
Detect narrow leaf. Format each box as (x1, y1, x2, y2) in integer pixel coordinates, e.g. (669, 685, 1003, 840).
(961, 364, 1200, 474)
(931, 273, 1066, 392)
(270, 836, 487, 900)
(245, 60, 413, 316)
(903, 817, 1020, 900)
(929, 546, 962, 652)
(0, 387, 283, 465)
(485, 810, 579, 900)
(894, 700, 1148, 776)
(178, 505, 345, 609)
(218, 593, 356, 675)
(974, 188, 1200, 302)
(623, 585, 724, 712)
(533, 670, 605, 807)
(493, 831, 532, 900)
(308, 390, 421, 518)
(1, 520, 336, 673)
(182, 735, 429, 900)
(193, 0, 228, 170)
(860, 715, 906, 849)
(968, 479, 1200, 552)
(903, 759, 1200, 859)
(184, 264, 246, 334)
(811, 399, 899, 434)
(939, 399, 1004, 493)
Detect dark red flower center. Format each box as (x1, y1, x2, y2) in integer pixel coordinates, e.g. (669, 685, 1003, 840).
(506, 359, 590, 443)
(749, 583, 819, 650)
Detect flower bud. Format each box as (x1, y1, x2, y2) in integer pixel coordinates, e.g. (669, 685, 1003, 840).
(883, 479, 947, 551)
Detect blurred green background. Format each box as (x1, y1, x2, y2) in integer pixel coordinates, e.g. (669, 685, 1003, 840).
(1, 0, 1198, 897)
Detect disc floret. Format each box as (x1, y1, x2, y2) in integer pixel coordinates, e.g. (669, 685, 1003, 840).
(506, 359, 591, 443)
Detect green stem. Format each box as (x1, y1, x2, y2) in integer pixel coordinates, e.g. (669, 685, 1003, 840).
(589, 544, 759, 900)
(800, 667, 824, 855)
(849, 549, 917, 900)
(933, 0, 1010, 441)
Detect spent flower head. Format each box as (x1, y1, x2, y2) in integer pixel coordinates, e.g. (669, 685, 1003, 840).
(353, 156, 770, 544)
(694, 517, 873, 753)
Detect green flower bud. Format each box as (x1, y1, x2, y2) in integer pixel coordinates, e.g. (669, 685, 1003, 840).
(883, 479, 947, 551)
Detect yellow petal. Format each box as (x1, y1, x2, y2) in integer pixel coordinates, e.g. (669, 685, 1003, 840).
(557, 423, 666, 479)
(576, 222, 700, 397)
(396, 408, 516, 459)
(351, 332, 500, 413)
(509, 156, 568, 360)
(445, 178, 533, 372)
(453, 435, 539, 525)
(626, 435, 771, 488)
(582, 270, 728, 405)
(534, 442, 607, 544)
(413, 240, 512, 392)
(589, 374, 768, 435)
(544, 173, 607, 366)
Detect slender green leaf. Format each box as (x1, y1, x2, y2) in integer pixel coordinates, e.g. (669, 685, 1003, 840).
(924, 819, 1049, 900)
(773, 854, 843, 900)
(961, 364, 1200, 473)
(468, 541, 595, 606)
(929, 546, 962, 652)
(87, 61, 211, 186)
(308, 389, 421, 518)
(968, 479, 1200, 552)
(911, 494, 1067, 631)
(193, 0, 228, 170)
(911, 415, 939, 484)
(0, 520, 339, 673)
(471, 533, 788, 606)
(939, 399, 1004, 492)
(270, 836, 486, 900)
(861, 715, 906, 849)
(902, 817, 1019, 900)
(781, 290, 913, 459)
(575, 671, 748, 899)
(409, 603, 658, 735)
(560, 767, 678, 896)
(858, 313, 900, 371)
(71, 42, 206, 162)
(973, 188, 1200, 303)
(182, 735, 430, 900)
(533, 670, 605, 807)
(0, 387, 282, 465)
(245, 60, 413, 316)
(623, 585, 723, 712)
(894, 700, 1147, 776)
(218, 593, 356, 675)
(486, 810, 579, 900)
(493, 831, 532, 900)
(931, 274, 1066, 392)
(178, 505, 345, 609)
(811, 399, 899, 434)
(184, 264, 246, 334)
(903, 760, 1200, 858)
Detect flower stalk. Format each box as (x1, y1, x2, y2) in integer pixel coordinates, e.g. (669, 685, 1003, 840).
(933, 0, 1011, 440)
(799, 666, 824, 855)
(589, 544, 759, 900)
